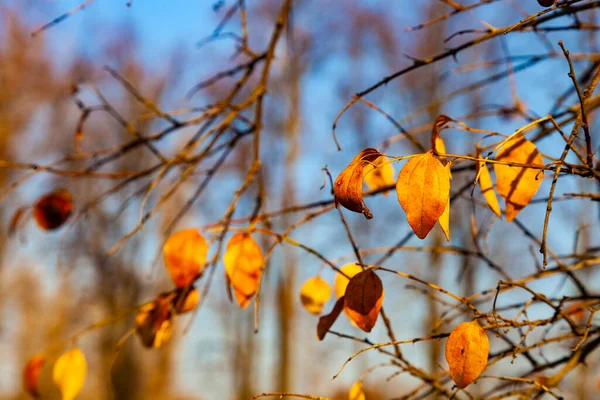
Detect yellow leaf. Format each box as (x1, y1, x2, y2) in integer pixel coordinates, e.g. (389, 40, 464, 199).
(135, 296, 173, 348)
(396, 151, 450, 239)
(334, 264, 364, 299)
(438, 164, 452, 241)
(52, 348, 87, 400)
(163, 229, 209, 288)
(344, 269, 384, 332)
(445, 320, 489, 388)
(477, 160, 501, 217)
(300, 276, 332, 315)
(334, 148, 382, 219)
(493, 137, 544, 222)
(349, 381, 366, 400)
(317, 296, 345, 340)
(172, 287, 201, 314)
(33, 189, 73, 231)
(223, 233, 265, 308)
(23, 354, 45, 398)
(363, 156, 394, 196)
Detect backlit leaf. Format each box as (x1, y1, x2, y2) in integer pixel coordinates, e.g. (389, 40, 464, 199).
(438, 163, 452, 241)
(23, 354, 45, 398)
(396, 151, 450, 239)
(334, 148, 382, 219)
(172, 287, 201, 314)
(33, 189, 73, 231)
(163, 229, 208, 288)
(349, 381, 366, 400)
(493, 137, 544, 222)
(363, 156, 394, 196)
(445, 320, 489, 388)
(52, 348, 86, 400)
(317, 296, 345, 340)
(300, 276, 332, 315)
(334, 263, 364, 299)
(223, 233, 265, 308)
(135, 296, 173, 349)
(477, 160, 501, 217)
(344, 269, 384, 332)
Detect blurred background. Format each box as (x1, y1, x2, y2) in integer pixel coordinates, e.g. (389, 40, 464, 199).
(1, 1, 600, 399)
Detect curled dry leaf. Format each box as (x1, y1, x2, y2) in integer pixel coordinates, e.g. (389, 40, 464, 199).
(23, 354, 45, 398)
(349, 381, 366, 400)
(163, 229, 208, 288)
(363, 155, 395, 196)
(477, 160, 501, 217)
(396, 151, 450, 239)
(52, 347, 87, 400)
(445, 320, 489, 389)
(334, 263, 364, 298)
(334, 148, 382, 219)
(223, 233, 265, 308)
(493, 137, 544, 222)
(344, 269, 384, 332)
(135, 295, 173, 349)
(33, 189, 73, 231)
(300, 276, 332, 315)
(317, 296, 345, 340)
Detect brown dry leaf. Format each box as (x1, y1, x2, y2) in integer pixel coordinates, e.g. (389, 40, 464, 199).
(33, 189, 73, 231)
(334, 263, 364, 298)
(396, 151, 450, 239)
(317, 296, 345, 340)
(172, 287, 201, 314)
(477, 160, 501, 217)
(23, 354, 45, 398)
(134, 296, 173, 349)
(363, 156, 394, 196)
(334, 148, 382, 219)
(438, 163, 452, 241)
(349, 381, 366, 400)
(445, 320, 489, 388)
(493, 137, 544, 222)
(52, 348, 87, 400)
(344, 269, 384, 332)
(163, 229, 208, 288)
(223, 232, 265, 308)
(300, 276, 332, 315)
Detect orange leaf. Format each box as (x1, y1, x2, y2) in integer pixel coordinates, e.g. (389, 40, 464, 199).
(445, 320, 489, 388)
(493, 137, 544, 222)
(477, 160, 501, 217)
(344, 269, 384, 332)
(163, 229, 208, 288)
(300, 276, 332, 315)
(33, 189, 73, 231)
(52, 348, 87, 400)
(334, 148, 382, 219)
(349, 381, 366, 400)
(23, 354, 45, 398)
(223, 233, 265, 308)
(135, 296, 173, 349)
(396, 151, 450, 239)
(172, 287, 201, 314)
(438, 163, 452, 241)
(334, 263, 364, 299)
(363, 156, 395, 196)
(317, 296, 345, 340)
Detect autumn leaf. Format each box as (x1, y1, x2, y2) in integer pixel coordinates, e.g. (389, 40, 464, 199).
(9, 207, 27, 237)
(493, 137, 544, 222)
(396, 151, 450, 239)
(163, 229, 209, 288)
(477, 160, 501, 217)
(23, 354, 45, 398)
(334, 263, 364, 299)
(344, 269, 384, 332)
(135, 296, 173, 349)
(52, 348, 87, 400)
(33, 189, 73, 231)
(438, 163, 452, 241)
(334, 148, 382, 219)
(223, 232, 265, 308)
(445, 320, 489, 388)
(300, 276, 331, 315)
(317, 296, 345, 340)
(349, 381, 366, 400)
(172, 287, 201, 314)
(363, 155, 394, 196)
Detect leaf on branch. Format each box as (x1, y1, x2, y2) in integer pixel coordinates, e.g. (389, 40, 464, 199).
(163, 229, 209, 288)
(317, 296, 345, 340)
(334, 148, 382, 219)
(23, 354, 45, 398)
(300, 276, 331, 315)
(445, 320, 489, 389)
(33, 189, 73, 231)
(135, 296, 173, 349)
(431, 115, 453, 157)
(477, 160, 501, 217)
(52, 348, 87, 400)
(396, 151, 450, 239)
(223, 232, 265, 308)
(172, 287, 201, 314)
(334, 263, 364, 299)
(363, 155, 395, 196)
(344, 269, 384, 333)
(349, 381, 366, 400)
(438, 163, 452, 241)
(493, 137, 544, 222)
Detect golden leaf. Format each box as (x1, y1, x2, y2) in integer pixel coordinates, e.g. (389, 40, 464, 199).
(223, 233, 265, 308)
(52, 348, 87, 400)
(33, 189, 73, 231)
(163, 229, 208, 288)
(300, 276, 332, 315)
(23, 354, 45, 398)
(438, 163, 452, 241)
(445, 320, 489, 388)
(363, 156, 394, 196)
(172, 287, 201, 314)
(349, 381, 366, 400)
(135, 296, 173, 349)
(493, 137, 544, 222)
(344, 269, 384, 332)
(317, 296, 345, 340)
(396, 151, 450, 239)
(477, 160, 501, 217)
(334, 148, 382, 219)
(334, 263, 364, 299)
